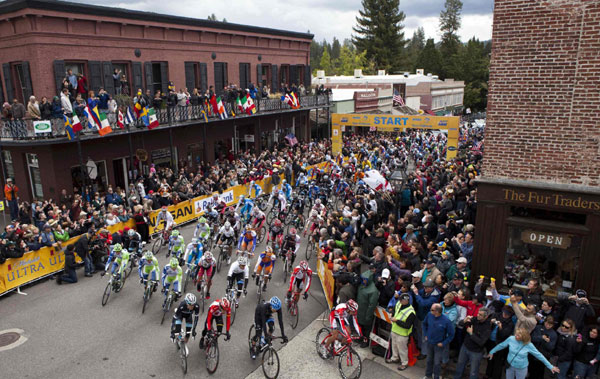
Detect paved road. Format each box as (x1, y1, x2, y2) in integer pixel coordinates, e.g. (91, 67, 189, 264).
(0, 221, 329, 378)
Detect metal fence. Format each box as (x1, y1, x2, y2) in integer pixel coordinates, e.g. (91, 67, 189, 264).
(0, 95, 330, 141)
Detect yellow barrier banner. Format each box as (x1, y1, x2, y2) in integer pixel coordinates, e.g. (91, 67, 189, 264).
(317, 259, 335, 310)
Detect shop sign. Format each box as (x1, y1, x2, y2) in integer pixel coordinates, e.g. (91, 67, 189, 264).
(151, 148, 171, 161)
(136, 149, 148, 162)
(244, 134, 255, 142)
(521, 230, 571, 249)
(502, 188, 600, 211)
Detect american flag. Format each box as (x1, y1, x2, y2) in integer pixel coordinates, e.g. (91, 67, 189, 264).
(393, 93, 405, 106)
(285, 133, 298, 146)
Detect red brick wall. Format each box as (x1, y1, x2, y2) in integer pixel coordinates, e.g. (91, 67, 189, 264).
(483, 0, 600, 186)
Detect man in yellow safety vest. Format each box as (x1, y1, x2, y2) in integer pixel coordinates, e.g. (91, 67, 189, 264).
(387, 293, 416, 371)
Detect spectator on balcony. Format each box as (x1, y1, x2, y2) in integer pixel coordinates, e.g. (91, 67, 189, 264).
(113, 68, 121, 95)
(261, 85, 269, 98)
(120, 74, 130, 96)
(72, 94, 85, 118)
(27, 96, 41, 120)
(107, 95, 117, 117)
(11, 98, 25, 120)
(60, 89, 73, 116)
(177, 88, 189, 120)
(39, 96, 52, 120)
(97, 88, 109, 111)
(87, 91, 99, 110)
(66, 69, 77, 94)
(2, 102, 12, 120)
(76, 74, 88, 99)
(51, 96, 62, 119)
(152, 90, 163, 109)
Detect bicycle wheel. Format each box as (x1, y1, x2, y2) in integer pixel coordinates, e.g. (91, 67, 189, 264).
(258, 197, 267, 211)
(261, 347, 280, 379)
(179, 340, 188, 375)
(338, 347, 362, 379)
(315, 327, 332, 359)
(305, 240, 313, 261)
(217, 250, 224, 273)
(161, 295, 172, 325)
(230, 297, 237, 326)
(182, 269, 190, 292)
(206, 339, 219, 374)
(101, 281, 112, 306)
(282, 256, 288, 284)
(151, 237, 162, 254)
(142, 286, 150, 314)
(288, 301, 299, 329)
(266, 210, 275, 225)
(259, 226, 266, 243)
(247, 324, 256, 358)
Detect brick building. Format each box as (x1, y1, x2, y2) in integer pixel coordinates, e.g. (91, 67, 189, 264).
(0, 0, 330, 201)
(473, 1, 600, 302)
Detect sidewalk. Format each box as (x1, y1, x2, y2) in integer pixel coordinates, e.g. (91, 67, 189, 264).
(245, 316, 427, 379)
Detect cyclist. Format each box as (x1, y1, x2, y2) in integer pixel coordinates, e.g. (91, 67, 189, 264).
(162, 257, 183, 300)
(170, 293, 200, 356)
(275, 190, 288, 213)
(211, 193, 227, 212)
(281, 227, 301, 265)
(204, 205, 220, 226)
(167, 229, 185, 260)
(216, 221, 236, 265)
(253, 246, 277, 292)
(124, 228, 143, 258)
(251, 297, 288, 359)
(194, 217, 211, 243)
(308, 181, 320, 204)
(238, 226, 257, 258)
(324, 299, 362, 356)
(226, 256, 249, 307)
(104, 243, 130, 280)
(138, 250, 160, 291)
(236, 195, 254, 224)
(156, 205, 175, 231)
(281, 179, 292, 201)
(295, 172, 308, 188)
(199, 297, 231, 348)
(311, 198, 326, 217)
(286, 260, 312, 303)
(183, 237, 203, 276)
(196, 251, 216, 299)
(267, 219, 285, 251)
(250, 207, 266, 231)
(249, 180, 262, 199)
(304, 209, 324, 237)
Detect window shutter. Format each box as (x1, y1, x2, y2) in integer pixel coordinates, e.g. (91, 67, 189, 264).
(0, 75, 4, 105)
(21, 61, 33, 100)
(239, 63, 247, 89)
(289, 65, 297, 86)
(199, 63, 207, 93)
(184, 62, 195, 91)
(223, 62, 228, 87)
(304, 65, 311, 87)
(102, 61, 115, 95)
(271, 65, 278, 93)
(245, 63, 250, 87)
(132, 62, 143, 92)
(88, 61, 103, 93)
(160, 62, 169, 94)
(2, 63, 14, 101)
(53, 60, 66, 95)
(144, 62, 153, 92)
(214, 62, 223, 95)
(256, 63, 262, 87)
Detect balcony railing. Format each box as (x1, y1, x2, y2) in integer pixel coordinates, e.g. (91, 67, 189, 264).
(0, 94, 330, 141)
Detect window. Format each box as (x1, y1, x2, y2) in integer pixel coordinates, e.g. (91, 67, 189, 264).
(261, 65, 270, 87)
(70, 160, 108, 194)
(214, 62, 228, 95)
(2, 150, 14, 182)
(26, 153, 43, 199)
(152, 63, 162, 94)
(112, 62, 131, 89)
(65, 62, 85, 76)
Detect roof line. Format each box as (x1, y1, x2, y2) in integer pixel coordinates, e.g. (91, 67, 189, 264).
(0, 0, 314, 40)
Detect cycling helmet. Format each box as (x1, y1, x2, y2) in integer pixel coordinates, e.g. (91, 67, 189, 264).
(323, 175, 329, 181)
(282, 179, 287, 184)
(238, 256, 248, 266)
(315, 199, 321, 205)
(127, 229, 136, 237)
(220, 297, 231, 311)
(437, 241, 447, 249)
(113, 243, 123, 252)
(184, 293, 196, 305)
(191, 237, 198, 244)
(224, 221, 231, 228)
(299, 260, 309, 271)
(289, 228, 297, 235)
(270, 296, 282, 311)
(310, 210, 318, 217)
(143, 251, 153, 260)
(266, 246, 273, 253)
(212, 193, 219, 199)
(239, 195, 245, 201)
(274, 219, 282, 227)
(204, 252, 214, 262)
(169, 257, 179, 268)
(161, 206, 168, 211)
(171, 230, 180, 237)
(346, 299, 358, 313)
(199, 217, 207, 224)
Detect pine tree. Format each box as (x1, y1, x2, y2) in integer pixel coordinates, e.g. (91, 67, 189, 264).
(439, 0, 463, 77)
(331, 37, 341, 61)
(416, 39, 443, 76)
(352, 0, 406, 72)
(406, 27, 426, 71)
(319, 49, 333, 76)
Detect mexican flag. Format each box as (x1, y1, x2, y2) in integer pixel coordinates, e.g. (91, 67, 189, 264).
(147, 107, 159, 129)
(216, 96, 228, 119)
(236, 96, 243, 113)
(98, 112, 113, 136)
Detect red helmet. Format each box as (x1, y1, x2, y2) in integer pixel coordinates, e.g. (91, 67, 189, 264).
(346, 299, 358, 313)
(299, 260, 309, 271)
(274, 219, 282, 227)
(289, 228, 297, 235)
(220, 297, 231, 311)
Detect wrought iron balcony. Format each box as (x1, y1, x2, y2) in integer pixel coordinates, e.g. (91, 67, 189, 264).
(0, 94, 330, 142)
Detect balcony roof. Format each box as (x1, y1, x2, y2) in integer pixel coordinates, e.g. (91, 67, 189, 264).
(0, 0, 314, 40)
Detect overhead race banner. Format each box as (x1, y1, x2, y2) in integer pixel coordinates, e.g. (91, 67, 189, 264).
(331, 113, 460, 160)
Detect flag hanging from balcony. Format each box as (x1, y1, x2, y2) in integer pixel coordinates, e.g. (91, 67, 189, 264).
(117, 109, 125, 129)
(285, 133, 298, 146)
(63, 115, 75, 140)
(125, 106, 136, 125)
(200, 109, 208, 122)
(98, 112, 113, 136)
(290, 92, 300, 109)
(134, 102, 143, 117)
(209, 95, 218, 116)
(236, 96, 243, 113)
(216, 97, 228, 119)
(244, 94, 256, 115)
(141, 106, 159, 129)
(71, 114, 82, 132)
(281, 93, 299, 109)
(83, 105, 99, 129)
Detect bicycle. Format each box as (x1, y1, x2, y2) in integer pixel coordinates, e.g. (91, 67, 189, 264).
(142, 279, 158, 314)
(256, 272, 271, 303)
(256, 195, 269, 211)
(305, 236, 315, 261)
(196, 276, 207, 313)
(101, 271, 126, 306)
(225, 282, 244, 326)
(152, 226, 170, 255)
(161, 287, 177, 325)
(204, 331, 223, 374)
(315, 328, 362, 379)
(280, 247, 294, 284)
(247, 325, 286, 379)
(174, 332, 188, 375)
(182, 261, 198, 293)
(216, 242, 232, 273)
(286, 290, 306, 329)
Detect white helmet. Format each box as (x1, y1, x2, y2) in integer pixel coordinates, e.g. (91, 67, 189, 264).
(238, 256, 248, 266)
(315, 199, 321, 205)
(184, 293, 197, 305)
(224, 221, 231, 229)
(239, 195, 245, 201)
(127, 229, 136, 237)
(310, 210, 318, 217)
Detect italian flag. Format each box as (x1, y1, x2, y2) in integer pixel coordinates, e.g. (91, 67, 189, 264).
(98, 112, 113, 136)
(236, 96, 243, 113)
(147, 107, 159, 129)
(216, 96, 228, 119)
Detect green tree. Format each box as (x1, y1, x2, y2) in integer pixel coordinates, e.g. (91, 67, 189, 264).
(319, 49, 333, 76)
(352, 0, 406, 72)
(331, 37, 341, 61)
(415, 39, 443, 76)
(439, 0, 463, 77)
(454, 38, 489, 111)
(207, 13, 217, 21)
(310, 40, 324, 70)
(406, 27, 426, 71)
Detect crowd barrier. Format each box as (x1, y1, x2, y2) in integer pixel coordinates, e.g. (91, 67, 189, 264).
(0, 161, 330, 296)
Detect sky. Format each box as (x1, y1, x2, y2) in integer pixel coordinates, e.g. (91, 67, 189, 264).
(65, 0, 494, 43)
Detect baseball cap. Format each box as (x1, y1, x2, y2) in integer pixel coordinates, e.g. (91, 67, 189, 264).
(406, 224, 415, 230)
(411, 271, 422, 278)
(512, 288, 524, 297)
(576, 289, 587, 298)
(456, 257, 468, 264)
(399, 293, 411, 301)
(381, 269, 390, 279)
(426, 258, 435, 265)
(452, 272, 464, 281)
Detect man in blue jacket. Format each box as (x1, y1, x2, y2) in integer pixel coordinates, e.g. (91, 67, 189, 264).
(412, 279, 441, 359)
(422, 303, 455, 379)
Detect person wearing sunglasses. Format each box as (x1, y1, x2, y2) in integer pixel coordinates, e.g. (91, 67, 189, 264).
(554, 319, 579, 379)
